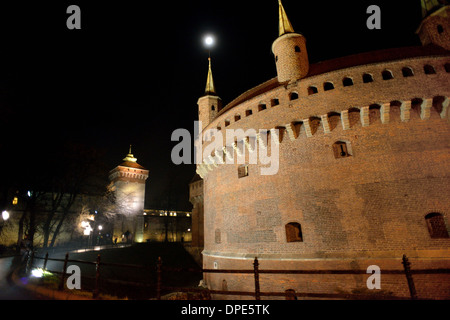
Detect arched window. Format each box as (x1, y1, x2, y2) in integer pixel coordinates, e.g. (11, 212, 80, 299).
(285, 222, 303, 242)
(295, 45, 301, 52)
(445, 63, 450, 73)
(402, 67, 414, 77)
(363, 73, 374, 83)
(307, 86, 318, 95)
(424, 64, 436, 74)
(285, 289, 297, 300)
(289, 92, 299, 100)
(211, 105, 215, 111)
(323, 82, 334, 91)
(437, 25, 444, 34)
(425, 213, 449, 238)
(333, 141, 351, 158)
(382, 70, 394, 80)
(343, 77, 354, 87)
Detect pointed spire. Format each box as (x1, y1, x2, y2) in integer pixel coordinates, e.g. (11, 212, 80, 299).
(123, 144, 137, 163)
(278, 0, 295, 36)
(205, 57, 216, 95)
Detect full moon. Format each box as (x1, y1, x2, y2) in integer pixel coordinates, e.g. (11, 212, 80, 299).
(204, 35, 214, 46)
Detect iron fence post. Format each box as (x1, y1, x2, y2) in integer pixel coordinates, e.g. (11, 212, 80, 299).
(43, 252, 49, 271)
(402, 254, 417, 300)
(26, 250, 35, 275)
(253, 257, 260, 300)
(93, 254, 101, 298)
(58, 252, 69, 291)
(157, 256, 162, 300)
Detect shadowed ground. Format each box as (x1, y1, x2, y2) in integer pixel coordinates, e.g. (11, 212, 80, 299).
(32, 242, 203, 299)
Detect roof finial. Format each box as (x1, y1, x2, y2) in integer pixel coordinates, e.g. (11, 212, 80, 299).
(278, 0, 295, 36)
(420, 0, 446, 18)
(205, 57, 216, 95)
(123, 144, 137, 163)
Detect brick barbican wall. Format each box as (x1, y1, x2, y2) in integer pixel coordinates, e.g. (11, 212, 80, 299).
(199, 54, 450, 299)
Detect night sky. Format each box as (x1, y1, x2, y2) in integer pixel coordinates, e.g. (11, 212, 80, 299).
(0, 1, 423, 210)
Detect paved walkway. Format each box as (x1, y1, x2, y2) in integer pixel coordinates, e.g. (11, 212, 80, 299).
(0, 256, 48, 300)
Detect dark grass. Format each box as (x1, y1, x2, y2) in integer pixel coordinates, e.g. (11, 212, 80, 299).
(36, 243, 203, 299)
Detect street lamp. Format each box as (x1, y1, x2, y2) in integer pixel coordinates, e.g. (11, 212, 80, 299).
(2, 210, 9, 221)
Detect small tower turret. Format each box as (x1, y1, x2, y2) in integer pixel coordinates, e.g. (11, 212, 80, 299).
(272, 0, 309, 83)
(416, 0, 450, 50)
(197, 57, 222, 132)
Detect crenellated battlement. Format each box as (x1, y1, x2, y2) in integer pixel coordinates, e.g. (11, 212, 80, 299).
(205, 54, 450, 134)
(197, 92, 449, 178)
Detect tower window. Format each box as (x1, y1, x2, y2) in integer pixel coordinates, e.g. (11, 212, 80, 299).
(211, 105, 215, 111)
(258, 104, 267, 111)
(289, 92, 299, 100)
(271, 98, 280, 106)
(424, 64, 436, 74)
(402, 67, 414, 77)
(294, 45, 301, 52)
(437, 25, 444, 34)
(285, 222, 303, 242)
(225, 120, 230, 127)
(425, 213, 449, 238)
(238, 165, 248, 178)
(307, 86, 318, 95)
(363, 73, 374, 83)
(235, 114, 241, 122)
(323, 82, 334, 91)
(382, 70, 394, 80)
(333, 141, 351, 159)
(343, 77, 354, 87)
(246, 109, 253, 116)
(445, 63, 450, 73)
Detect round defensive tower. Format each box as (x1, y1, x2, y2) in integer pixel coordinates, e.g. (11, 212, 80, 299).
(195, 1, 450, 299)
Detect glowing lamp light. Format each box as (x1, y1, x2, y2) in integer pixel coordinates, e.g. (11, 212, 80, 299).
(98, 225, 103, 231)
(84, 227, 93, 236)
(2, 211, 9, 221)
(31, 268, 44, 278)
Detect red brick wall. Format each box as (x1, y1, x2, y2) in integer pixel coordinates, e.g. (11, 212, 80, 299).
(198, 54, 450, 299)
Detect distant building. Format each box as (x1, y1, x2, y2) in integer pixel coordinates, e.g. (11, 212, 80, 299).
(109, 147, 193, 244)
(143, 209, 192, 243)
(109, 146, 149, 243)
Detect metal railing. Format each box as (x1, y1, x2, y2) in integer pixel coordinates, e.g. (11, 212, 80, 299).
(27, 252, 450, 300)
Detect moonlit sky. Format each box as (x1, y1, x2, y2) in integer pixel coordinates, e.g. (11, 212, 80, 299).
(0, 1, 423, 210)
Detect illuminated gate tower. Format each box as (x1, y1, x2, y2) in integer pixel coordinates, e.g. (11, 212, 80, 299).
(109, 146, 149, 243)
